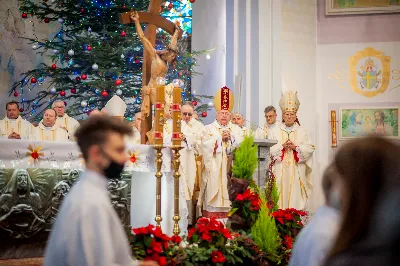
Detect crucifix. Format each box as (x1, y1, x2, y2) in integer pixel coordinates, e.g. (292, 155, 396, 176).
(119, 0, 183, 144)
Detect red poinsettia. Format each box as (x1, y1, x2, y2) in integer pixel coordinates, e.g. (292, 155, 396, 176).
(187, 217, 232, 248)
(230, 188, 262, 226)
(283, 235, 293, 249)
(211, 250, 226, 263)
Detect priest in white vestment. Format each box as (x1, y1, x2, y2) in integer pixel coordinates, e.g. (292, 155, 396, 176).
(44, 115, 156, 266)
(267, 91, 315, 210)
(103, 96, 141, 145)
(130, 112, 142, 145)
(52, 100, 80, 141)
(199, 87, 244, 220)
(254, 106, 281, 139)
(33, 109, 69, 141)
(0, 101, 33, 140)
(232, 113, 252, 136)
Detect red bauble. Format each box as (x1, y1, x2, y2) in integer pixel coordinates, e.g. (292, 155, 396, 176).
(135, 59, 140, 64)
(64, 101, 67, 106)
(168, 3, 173, 9)
(14, 91, 19, 97)
(120, 31, 126, 37)
(101, 91, 109, 97)
(192, 101, 198, 106)
(71, 88, 77, 93)
(115, 79, 122, 86)
(60, 90, 66, 96)
(122, 5, 126, 8)
(80, 8, 85, 13)
(87, 110, 91, 115)
(81, 74, 87, 80)
(19, 108, 23, 112)
(87, 45, 92, 51)
(51, 64, 57, 69)
(44, 18, 50, 23)
(31, 77, 37, 83)
(21, 13, 28, 18)
(75, 77, 81, 82)
(190, 0, 196, 3)
(201, 111, 207, 117)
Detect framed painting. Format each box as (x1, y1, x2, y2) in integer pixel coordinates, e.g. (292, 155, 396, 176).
(326, 0, 400, 15)
(339, 107, 399, 139)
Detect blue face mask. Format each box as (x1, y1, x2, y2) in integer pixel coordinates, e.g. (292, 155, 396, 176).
(329, 189, 342, 210)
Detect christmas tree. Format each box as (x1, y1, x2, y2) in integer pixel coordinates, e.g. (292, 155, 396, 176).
(11, 0, 211, 122)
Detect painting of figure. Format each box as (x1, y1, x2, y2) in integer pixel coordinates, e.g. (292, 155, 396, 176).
(326, 0, 400, 15)
(340, 107, 399, 139)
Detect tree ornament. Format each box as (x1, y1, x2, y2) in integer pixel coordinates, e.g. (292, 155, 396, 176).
(58, 18, 64, 23)
(52, 49, 58, 54)
(201, 111, 207, 117)
(81, 101, 88, 107)
(51, 64, 57, 69)
(168, 3, 173, 9)
(50, 87, 57, 94)
(68, 49, 74, 56)
(190, 0, 196, 3)
(88, 27, 92, 33)
(71, 88, 77, 93)
(80, 8, 85, 13)
(19, 108, 23, 112)
(87, 45, 92, 51)
(13, 91, 19, 97)
(75, 77, 81, 82)
(31, 77, 37, 83)
(192, 100, 198, 106)
(101, 90, 109, 97)
(64, 101, 67, 106)
(135, 59, 140, 64)
(121, 54, 125, 59)
(92, 63, 99, 70)
(22, 13, 28, 18)
(68, 59, 74, 66)
(81, 74, 87, 80)
(115, 79, 122, 86)
(44, 18, 50, 23)
(86, 110, 91, 115)
(116, 89, 122, 96)
(120, 31, 126, 37)
(60, 90, 66, 96)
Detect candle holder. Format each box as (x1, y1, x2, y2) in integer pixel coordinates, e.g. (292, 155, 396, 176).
(171, 145, 183, 235)
(153, 144, 164, 227)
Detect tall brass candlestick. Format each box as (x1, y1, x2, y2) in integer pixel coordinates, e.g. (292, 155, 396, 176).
(172, 79, 182, 235)
(154, 77, 166, 227)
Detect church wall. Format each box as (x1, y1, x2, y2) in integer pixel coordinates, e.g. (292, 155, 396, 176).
(316, 0, 400, 209)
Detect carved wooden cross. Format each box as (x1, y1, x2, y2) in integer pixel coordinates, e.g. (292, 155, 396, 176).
(119, 0, 183, 144)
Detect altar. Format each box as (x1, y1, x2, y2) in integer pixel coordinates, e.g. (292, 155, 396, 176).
(0, 139, 185, 259)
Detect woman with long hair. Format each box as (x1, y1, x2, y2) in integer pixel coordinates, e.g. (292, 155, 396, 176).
(324, 136, 400, 266)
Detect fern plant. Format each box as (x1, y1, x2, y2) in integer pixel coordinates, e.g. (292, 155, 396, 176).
(251, 193, 280, 263)
(231, 135, 258, 180)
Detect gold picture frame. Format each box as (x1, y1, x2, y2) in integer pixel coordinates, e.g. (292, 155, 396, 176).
(326, 0, 400, 15)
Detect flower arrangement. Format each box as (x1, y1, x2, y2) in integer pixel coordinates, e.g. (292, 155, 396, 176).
(228, 188, 262, 230)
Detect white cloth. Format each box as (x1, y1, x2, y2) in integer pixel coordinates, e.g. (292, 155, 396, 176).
(125, 127, 141, 145)
(32, 122, 70, 141)
(0, 116, 33, 140)
(268, 123, 314, 210)
(43, 169, 139, 266)
(198, 121, 244, 215)
(254, 121, 280, 139)
(55, 114, 80, 141)
(289, 205, 340, 266)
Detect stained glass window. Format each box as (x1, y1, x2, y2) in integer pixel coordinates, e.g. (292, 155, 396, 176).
(161, 0, 192, 36)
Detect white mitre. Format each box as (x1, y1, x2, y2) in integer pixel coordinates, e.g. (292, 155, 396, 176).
(104, 95, 127, 116)
(279, 90, 300, 113)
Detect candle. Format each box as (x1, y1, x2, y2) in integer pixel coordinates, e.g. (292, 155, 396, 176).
(154, 77, 165, 145)
(172, 79, 183, 146)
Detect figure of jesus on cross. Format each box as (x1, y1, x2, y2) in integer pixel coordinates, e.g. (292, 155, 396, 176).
(120, 1, 183, 144)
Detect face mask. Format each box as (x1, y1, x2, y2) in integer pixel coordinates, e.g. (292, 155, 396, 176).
(329, 189, 342, 210)
(101, 150, 125, 179)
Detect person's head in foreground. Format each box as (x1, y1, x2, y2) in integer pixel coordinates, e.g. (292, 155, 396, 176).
(325, 136, 400, 265)
(74, 114, 132, 179)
